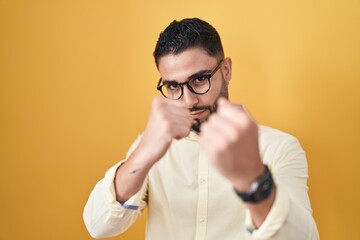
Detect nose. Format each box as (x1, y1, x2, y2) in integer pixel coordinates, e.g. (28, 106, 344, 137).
(181, 85, 198, 108)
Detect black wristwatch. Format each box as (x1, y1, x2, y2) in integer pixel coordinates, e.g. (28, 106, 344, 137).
(234, 165, 274, 203)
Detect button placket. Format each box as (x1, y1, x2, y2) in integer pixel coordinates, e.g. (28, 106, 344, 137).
(195, 150, 209, 240)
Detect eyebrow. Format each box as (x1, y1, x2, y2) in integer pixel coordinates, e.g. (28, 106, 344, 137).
(162, 69, 211, 85)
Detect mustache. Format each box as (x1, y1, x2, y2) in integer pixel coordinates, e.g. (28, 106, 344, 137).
(190, 104, 217, 113)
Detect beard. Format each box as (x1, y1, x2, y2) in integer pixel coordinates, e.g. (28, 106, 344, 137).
(190, 78, 229, 133)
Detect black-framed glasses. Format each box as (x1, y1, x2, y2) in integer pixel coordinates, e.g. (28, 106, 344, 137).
(157, 59, 223, 100)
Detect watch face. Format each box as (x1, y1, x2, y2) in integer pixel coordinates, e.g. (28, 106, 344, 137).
(250, 181, 259, 193)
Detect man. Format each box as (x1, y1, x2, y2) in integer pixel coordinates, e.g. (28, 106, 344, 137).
(83, 18, 319, 239)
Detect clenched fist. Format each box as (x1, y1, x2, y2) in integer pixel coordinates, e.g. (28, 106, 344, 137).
(138, 97, 193, 165)
(199, 98, 264, 191)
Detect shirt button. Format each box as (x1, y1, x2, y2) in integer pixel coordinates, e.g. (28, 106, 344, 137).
(199, 218, 204, 223)
(200, 178, 206, 184)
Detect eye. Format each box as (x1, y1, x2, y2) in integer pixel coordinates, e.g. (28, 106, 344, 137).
(165, 83, 180, 91)
(192, 75, 209, 84)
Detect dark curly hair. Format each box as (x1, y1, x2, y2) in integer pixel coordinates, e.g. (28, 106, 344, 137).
(153, 18, 224, 68)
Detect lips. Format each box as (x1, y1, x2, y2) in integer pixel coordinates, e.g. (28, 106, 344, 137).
(190, 109, 206, 116)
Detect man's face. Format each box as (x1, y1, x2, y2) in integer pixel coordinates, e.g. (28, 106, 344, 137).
(158, 47, 232, 122)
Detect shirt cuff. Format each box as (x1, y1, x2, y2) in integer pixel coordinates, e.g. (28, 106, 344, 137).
(102, 160, 145, 210)
(245, 184, 290, 239)
(101, 160, 147, 225)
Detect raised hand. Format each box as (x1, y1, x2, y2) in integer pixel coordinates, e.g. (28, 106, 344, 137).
(138, 96, 193, 165)
(199, 98, 264, 191)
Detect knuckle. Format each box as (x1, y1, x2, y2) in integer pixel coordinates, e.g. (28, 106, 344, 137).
(207, 114, 219, 125)
(243, 117, 257, 131)
(152, 97, 163, 108)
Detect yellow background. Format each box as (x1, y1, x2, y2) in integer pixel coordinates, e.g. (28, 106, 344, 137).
(1, 0, 359, 239)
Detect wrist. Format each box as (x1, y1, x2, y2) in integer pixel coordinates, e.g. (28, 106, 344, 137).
(233, 164, 266, 192)
(233, 164, 274, 204)
(131, 145, 158, 170)
(137, 133, 171, 165)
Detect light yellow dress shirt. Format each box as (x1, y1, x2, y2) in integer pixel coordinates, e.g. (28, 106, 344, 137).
(83, 126, 319, 239)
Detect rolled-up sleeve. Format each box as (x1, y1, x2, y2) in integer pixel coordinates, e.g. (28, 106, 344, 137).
(83, 136, 147, 238)
(245, 130, 319, 240)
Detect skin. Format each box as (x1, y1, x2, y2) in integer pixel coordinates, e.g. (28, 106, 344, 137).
(114, 47, 275, 228)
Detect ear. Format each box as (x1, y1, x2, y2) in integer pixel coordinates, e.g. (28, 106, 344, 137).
(222, 57, 232, 83)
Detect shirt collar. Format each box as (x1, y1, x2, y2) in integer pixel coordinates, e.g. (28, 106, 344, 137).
(187, 131, 199, 141)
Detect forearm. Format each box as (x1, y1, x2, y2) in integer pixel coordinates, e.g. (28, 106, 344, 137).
(83, 158, 148, 238)
(115, 97, 192, 202)
(114, 145, 156, 203)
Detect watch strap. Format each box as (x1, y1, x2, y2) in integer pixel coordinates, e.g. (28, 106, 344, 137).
(234, 165, 274, 203)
